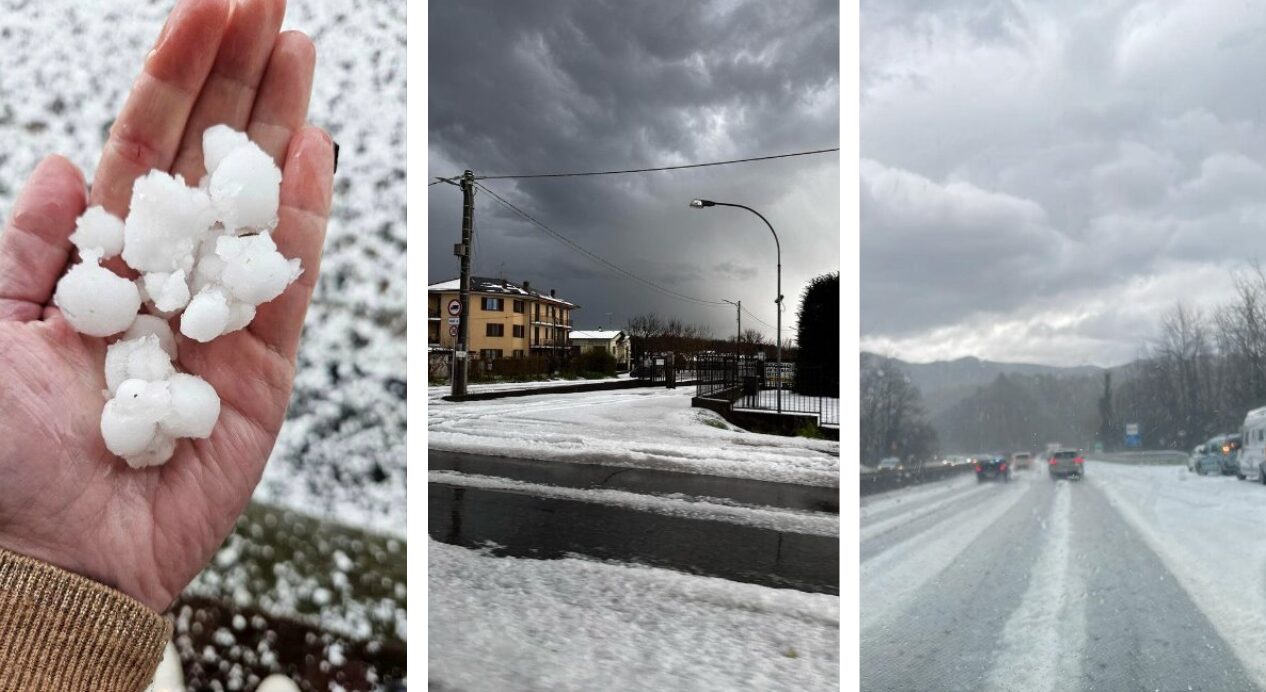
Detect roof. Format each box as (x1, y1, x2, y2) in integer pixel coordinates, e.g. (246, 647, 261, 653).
(428, 277, 577, 307)
(571, 330, 625, 341)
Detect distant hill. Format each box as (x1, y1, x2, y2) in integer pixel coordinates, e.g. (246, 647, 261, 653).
(863, 353, 1106, 417)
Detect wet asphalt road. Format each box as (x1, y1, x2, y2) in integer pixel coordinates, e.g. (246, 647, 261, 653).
(861, 468, 1258, 692)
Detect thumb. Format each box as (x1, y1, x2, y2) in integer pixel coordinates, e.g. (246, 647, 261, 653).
(0, 156, 87, 322)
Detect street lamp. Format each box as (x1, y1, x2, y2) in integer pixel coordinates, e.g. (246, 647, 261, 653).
(690, 199, 783, 413)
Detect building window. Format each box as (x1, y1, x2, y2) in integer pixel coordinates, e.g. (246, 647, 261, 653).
(480, 349, 503, 360)
(535, 327, 539, 341)
(535, 303, 540, 319)
(486, 323, 504, 337)
(513, 349, 524, 358)
(482, 297, 503, 311)
(512, 325, 524, 338)
(513, 300, 525, 313)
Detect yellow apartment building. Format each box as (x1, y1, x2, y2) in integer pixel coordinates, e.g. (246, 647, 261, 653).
(428, 277, 577, 359)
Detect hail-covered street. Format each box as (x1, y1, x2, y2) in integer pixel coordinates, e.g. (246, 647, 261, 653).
(861, 460, 1266, 692)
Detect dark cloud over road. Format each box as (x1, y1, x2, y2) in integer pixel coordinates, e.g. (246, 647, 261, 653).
(429, 0, 839, 342)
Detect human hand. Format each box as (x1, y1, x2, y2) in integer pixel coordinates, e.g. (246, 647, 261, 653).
(0, 0, 333, 612)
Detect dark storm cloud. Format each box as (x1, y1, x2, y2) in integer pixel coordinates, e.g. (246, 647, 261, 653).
(861, 0, 1266, 366)
(429, 0, 839, 339)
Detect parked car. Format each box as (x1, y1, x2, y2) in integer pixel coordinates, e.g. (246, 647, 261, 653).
(1011, 452, 1033, 470)
(878, 457, 901, 471)
(975, 455, 1011, 482)
(1199, 434, 1241, 476)
(1240, 406, 1266, 483)
(1048, 449, 1084, 480)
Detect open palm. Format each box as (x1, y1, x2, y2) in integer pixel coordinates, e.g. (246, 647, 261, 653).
(0, 0, 333, 612)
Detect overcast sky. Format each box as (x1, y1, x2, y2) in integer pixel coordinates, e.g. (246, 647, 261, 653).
(428, 0, 839, 343)
(862, 0, 1266, 367)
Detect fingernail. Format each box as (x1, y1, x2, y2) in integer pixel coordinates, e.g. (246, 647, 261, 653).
(333, 140, 340, 174)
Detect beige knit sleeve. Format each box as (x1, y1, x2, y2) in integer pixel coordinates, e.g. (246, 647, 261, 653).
(0, 546, 172, 692)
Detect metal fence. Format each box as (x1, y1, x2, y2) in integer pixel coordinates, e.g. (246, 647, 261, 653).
(694, 355, 839, 426)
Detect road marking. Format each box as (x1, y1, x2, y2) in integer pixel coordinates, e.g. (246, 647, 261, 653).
(983, 483, 1083, 692)
(860, 480, 995, 541)
(861, 478, 1030, 633)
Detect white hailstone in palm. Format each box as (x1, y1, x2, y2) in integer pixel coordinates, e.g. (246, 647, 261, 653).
(189, 235, 227, 294)
(68, 206, 125, 258)
(104, 334, 174, 395)
(159, 373, 220, 439)
(224, 301, 256, 333)
(52, 250, 141, 337)
(122, 170, 217, 275)
(208, 135, 282, 232)
(202, 124, 251, 178)
(122, 314, 177, 359)
(141, 270, 192, 312)
(216, 232, 302, 305)
(124, 432, 178, 469)
(180, 287, 231, 342)
(101, 378, 169, 462)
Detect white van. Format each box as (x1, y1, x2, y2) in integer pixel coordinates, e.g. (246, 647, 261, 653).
(1239, 406, 1266, 482)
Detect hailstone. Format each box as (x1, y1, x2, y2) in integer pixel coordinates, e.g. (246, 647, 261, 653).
(122, 314, 177, 358)
(181, 287, 231, 343)
(68, 206, 125, 258)
(52, 250, 141, 337)
(209, 142, 282, 232)
(122, 170, 216, 274)
(104, 334, 174, 395)
(159, 373, 220, 439)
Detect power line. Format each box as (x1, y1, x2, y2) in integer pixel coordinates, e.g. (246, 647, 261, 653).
(474, 181, 729, 308)
(474, 147, 839, 181)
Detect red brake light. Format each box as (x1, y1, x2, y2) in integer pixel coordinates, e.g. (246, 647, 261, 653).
(1000, 462, 1008, 471)
(974, 464, 982, 472)
(1049, 458, 1057, 465)
(1074, 456, 1084, 464)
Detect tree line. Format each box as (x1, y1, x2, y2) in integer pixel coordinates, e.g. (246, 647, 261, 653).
(1114, 266, 1266, 449)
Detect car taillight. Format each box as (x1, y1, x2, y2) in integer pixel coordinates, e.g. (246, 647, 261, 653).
(975, 464, 982, 472)
(1000, 462, 1008, 471)
(1074, 456, 1084, 464)
(1049, 458, 1057, 465)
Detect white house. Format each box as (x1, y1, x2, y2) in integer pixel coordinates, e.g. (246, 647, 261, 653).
(570, 330, 630, 370)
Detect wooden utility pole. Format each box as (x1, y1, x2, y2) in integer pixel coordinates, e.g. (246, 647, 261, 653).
(452, 170, 475, 396)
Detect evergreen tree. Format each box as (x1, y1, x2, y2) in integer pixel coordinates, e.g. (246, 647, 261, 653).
(794, 272, 839, 396)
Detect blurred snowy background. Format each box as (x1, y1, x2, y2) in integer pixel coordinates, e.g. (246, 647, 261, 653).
(0, 0, 406, 687)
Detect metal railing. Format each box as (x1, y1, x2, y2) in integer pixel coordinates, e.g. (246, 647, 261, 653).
(694, 355, 838, 426)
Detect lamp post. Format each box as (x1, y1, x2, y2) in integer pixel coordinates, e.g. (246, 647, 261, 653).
(690, 199, 783, 413)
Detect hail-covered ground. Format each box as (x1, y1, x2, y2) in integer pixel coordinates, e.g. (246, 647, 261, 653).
(429, 387, 841, 486)
(0, 0, 405, 683)
(429, 540, 840, 692)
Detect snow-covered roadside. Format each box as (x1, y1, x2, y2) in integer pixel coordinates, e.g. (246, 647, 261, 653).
(1091, 461, 1266, 688)
(428, 388, 840, 486)
(429, 540, 840, 692)
(426, 373, 631, 398)
(430, 470, 839, 536)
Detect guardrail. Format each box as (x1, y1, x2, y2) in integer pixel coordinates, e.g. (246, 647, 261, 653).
(859, 463, 976, 496)
(1091, 450, 1188, 466)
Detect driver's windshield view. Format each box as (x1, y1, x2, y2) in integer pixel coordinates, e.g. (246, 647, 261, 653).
(862, 1, 1266, 690)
